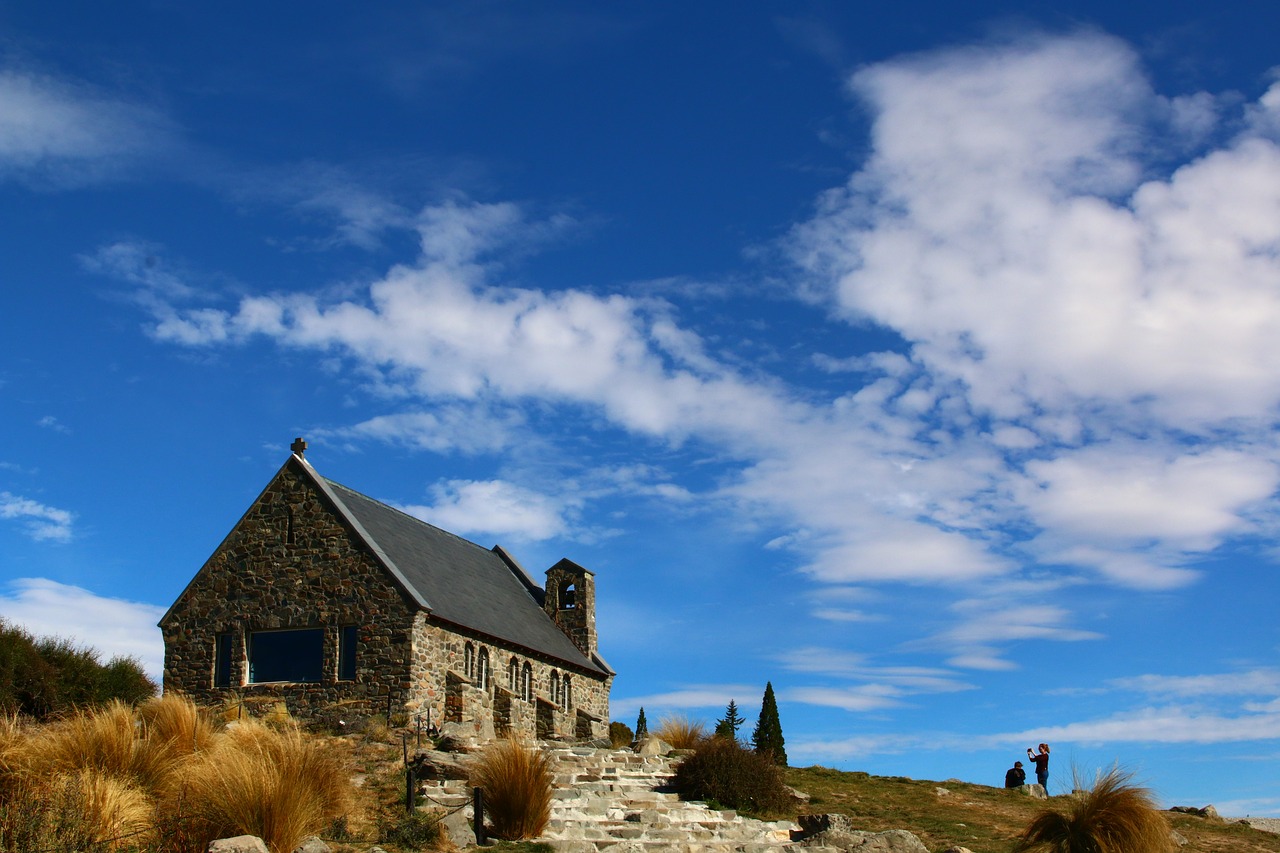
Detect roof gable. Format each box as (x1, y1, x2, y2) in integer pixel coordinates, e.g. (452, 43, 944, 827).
(302, 459, 604, 675)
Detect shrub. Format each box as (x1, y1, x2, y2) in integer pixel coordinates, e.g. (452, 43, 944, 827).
(1014, 767, 1173, 853)
(379, 810, 443, 849)
(654, 714, 706, 749)
(608, 721, 634, 748)
(162, 718, 353, 853)
(469, 736, 553, 840)
(671, 736, 795, 817)
(0, 621, 156, 720)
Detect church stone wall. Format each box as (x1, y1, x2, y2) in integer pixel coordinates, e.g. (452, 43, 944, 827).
(162, 458, 612, 739)
(161, 464, 418, 723)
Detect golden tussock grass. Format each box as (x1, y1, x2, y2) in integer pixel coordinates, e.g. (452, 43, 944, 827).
(163, 717, 352, 853)
(136, 693, 219, 757)
(654, 714, 707, 749)
(1014, 767, 1174, 853)
(0, 770, 152, 852)
(21, 700, 182, 792)
(469, 735, 553, 841)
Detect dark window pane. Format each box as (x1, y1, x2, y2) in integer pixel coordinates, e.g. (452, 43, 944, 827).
(249, 628, 323, 683)
(338, 625, 357, 681)
(214, 633, 233, 688)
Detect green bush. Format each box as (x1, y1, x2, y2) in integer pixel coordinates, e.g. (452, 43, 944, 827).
(608, 721, 634, 748)
(379, 810, 443, 850)
(0, 620, 156, 719)
(671, 737, 795, 817)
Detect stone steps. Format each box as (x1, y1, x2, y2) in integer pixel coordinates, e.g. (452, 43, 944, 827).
(536, 746, 802, 852)
(418, 744, 809, 851)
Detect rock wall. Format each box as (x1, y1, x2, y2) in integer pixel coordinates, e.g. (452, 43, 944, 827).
(161, 460, 611, 739)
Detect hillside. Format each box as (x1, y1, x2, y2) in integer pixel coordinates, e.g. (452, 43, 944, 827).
(786, 764, 1280, 853)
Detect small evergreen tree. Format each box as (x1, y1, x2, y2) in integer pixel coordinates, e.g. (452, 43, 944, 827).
(635, 707, 648, 739)
(714, 699, 745, 741)
(750, 682, 786, 766)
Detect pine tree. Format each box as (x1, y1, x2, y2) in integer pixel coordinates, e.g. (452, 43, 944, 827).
(751, 681, 786, 766)
(714, 699, 744, 741)
(635, 706, 648, 739)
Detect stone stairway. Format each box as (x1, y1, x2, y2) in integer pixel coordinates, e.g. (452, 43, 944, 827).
(538, 746, 806, 852)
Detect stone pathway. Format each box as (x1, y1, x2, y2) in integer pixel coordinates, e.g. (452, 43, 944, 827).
(538, 746, 810, 852)
(418, 745, 825, 852)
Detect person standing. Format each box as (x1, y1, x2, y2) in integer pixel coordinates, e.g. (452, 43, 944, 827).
(1027, 743, 1050, 792)
(1004, 760, 1026, 788)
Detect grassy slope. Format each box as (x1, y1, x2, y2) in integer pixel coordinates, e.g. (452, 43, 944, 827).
(786, 765, 1280, 853)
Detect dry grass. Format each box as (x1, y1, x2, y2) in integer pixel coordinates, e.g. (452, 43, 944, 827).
(22, 700, 182, 792)
(164, 718, 353, 853)
(470, 736, 553, 841)
(1015, 767, 1175, 853)
(136, 693, 219, 757)
(654, 714, 707, 749)
(0, 771, 152, 852)
(70, 769, 155, 850)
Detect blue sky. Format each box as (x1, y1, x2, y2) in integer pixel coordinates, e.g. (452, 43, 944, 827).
(3, 0, 1280, 816)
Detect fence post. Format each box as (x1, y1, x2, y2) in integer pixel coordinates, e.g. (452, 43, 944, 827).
(473, 786, 486, 846)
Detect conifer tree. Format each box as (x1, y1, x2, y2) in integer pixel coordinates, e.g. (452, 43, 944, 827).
(714, 699, 744, 741)
(635, 706, 648, 739)
(751, 681, 786, 765)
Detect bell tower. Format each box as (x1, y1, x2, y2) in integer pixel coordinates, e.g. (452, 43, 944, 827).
(544, 558, 597, 657)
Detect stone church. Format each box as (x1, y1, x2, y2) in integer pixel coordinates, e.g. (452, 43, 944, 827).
(160, 439, 613, 740)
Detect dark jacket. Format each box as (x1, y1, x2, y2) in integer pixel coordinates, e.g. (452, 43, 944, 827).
(1005, 766, 1026, 788)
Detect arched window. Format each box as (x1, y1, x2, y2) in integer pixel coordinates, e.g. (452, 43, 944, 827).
(549, 671, 560, 704)
(463, 642, 475, 680)
(564, 674, 573, 709)
(478, 648, 490, 691)
(508, 657, 519, 693)
(521, 662, 532, 702)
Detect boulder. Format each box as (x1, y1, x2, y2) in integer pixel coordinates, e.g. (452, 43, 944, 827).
(291, 838, 329, 853)
(795, 815, 929, 852)
(634, 736, 673, 756)
(411, 748, 472, 780)
(1021, 783, 1047, 799)
(1170, 804, 1219, 818)
(440, 807, 476, 849)
(208, 837, 269, 853)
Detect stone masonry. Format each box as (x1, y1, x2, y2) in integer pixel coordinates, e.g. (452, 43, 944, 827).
(161, 447, 610, 739)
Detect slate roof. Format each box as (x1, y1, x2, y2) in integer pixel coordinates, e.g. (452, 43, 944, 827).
(303, 458, 609, 677)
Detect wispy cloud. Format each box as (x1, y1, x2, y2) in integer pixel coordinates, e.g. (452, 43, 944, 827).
(0, 491, 73, 541)
(0, 68, 178, 187)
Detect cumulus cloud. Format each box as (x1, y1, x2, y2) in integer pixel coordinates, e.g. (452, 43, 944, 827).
(0, 491, 73, 541)
(0, 578, 164, 680)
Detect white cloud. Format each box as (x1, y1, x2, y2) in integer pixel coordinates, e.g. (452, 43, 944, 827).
(995, 705, 1280, 745)
(609, 685, 761, 718)
(0, 578, 164, 681)
(1111, 669, 1280, 699)
(0, 491, 74, 541)
(0, 69, 175, 186)
(793, 31, 1280, 429)
(400, 478, 577, 542)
